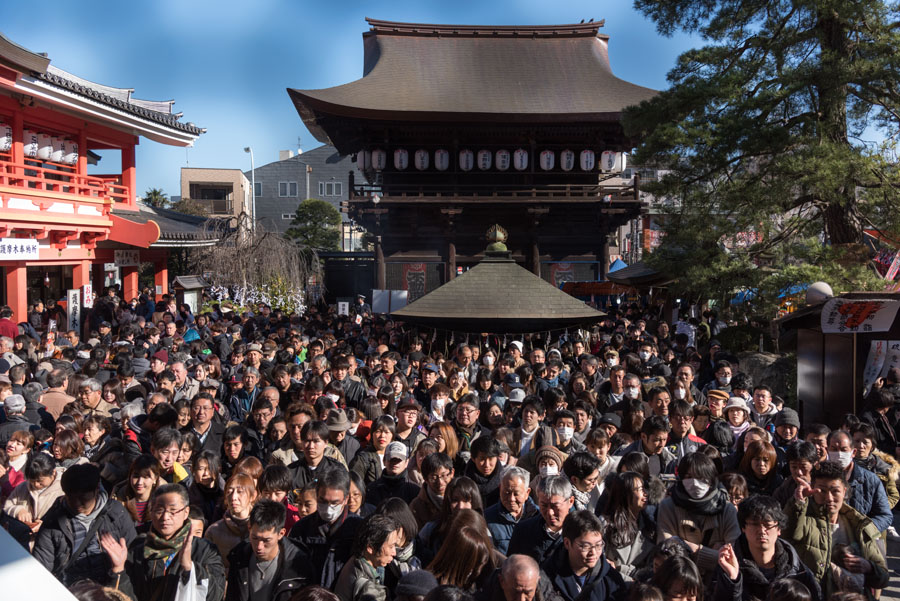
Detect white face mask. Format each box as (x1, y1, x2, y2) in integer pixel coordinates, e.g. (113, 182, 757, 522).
(606, 357, 617, 367)
(484, 355, 495, 366)
(674, 388, 686, 400)
(318, 502, 344, 523)
(347, 424, 359, 436)
(639, 351, 651, 361)
(828, 450, 853, 469)
(539, 464, 559, 477)
(432, 397, 445, 413)
(556, 426, 574, 442)
(718, 376, 732, 386)
(626, 387, 641, 399)
(326, 393, 340, 403)
(682, 478, 710, 500)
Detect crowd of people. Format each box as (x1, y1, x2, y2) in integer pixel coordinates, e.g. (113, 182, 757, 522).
(0, 291, 896, 601)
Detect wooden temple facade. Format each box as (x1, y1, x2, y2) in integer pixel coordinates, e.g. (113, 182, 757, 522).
(0, 34, 205, 323)
(289, 19, 656, 298)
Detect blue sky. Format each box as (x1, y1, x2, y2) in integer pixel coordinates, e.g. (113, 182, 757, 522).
(4, 1, 700, 197)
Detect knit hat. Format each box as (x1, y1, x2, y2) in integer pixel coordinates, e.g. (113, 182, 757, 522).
(396, 570, 439, 598)
(724, 397, 749, 417)
(707, 389, 730, 404)
(534, 445, 565, 468)
(152, 349, 169, 364)
(775, 407, 800, 429)
(3, 394, 25, 413)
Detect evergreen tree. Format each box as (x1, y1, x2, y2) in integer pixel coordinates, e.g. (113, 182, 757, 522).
(285, 199, 341, 250)
(625, 0, 900, 310)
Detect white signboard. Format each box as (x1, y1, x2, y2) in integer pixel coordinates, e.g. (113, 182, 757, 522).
(114, 249, 140, 267)
(821, 298, 900, 334)
(67, 289, 81, 332)
(0, 238, 38, 260)
(863, 340, 888, 395)
(82, 284, 94, 309)
(337, 301, 350, 316)
(879, 340, 900, 381)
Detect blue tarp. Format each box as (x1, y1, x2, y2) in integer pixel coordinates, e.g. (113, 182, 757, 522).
(730, 284, 808, 304)
(609, 258, 628, 273)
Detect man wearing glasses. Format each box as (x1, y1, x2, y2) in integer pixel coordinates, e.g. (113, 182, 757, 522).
(542, 510, 624, 601)
(452, 393, 483, 463)
(100, 483, 225, 601)
(667, 400, 707, 461)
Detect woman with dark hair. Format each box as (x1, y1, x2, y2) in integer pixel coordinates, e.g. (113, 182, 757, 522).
(3, 453, 62, 539)
(474, 368, 497, 407)
(173, 399, 192, 429)
(601, 472, 656, 580)
(220, 424, 248, 480)
(51, 429, 87, 471)
(703, 419, 736, 457)
(204, 472, 258, 564)
(355, 397, 384, 443)
(725, 426, 768, 471)
(177, 431, 200, 471)
(390, 372, 412, 405)
(739, 440, 782, 496)
(623, 400, 646, 437)
(652, 556, 702, 601)
(101, 378, 126, 408)
(350, 415, 397, 486)
(415, 476, 484, 566)
(335, 514, 401, 601)
(377, 497, 422, 593)
(427, 508, 499, 592)
(657, 453, 740, 576)
(112, 454, 162, 531)
(348, 470, 376, 517)
(377, 385, 398, 417)
(188, 449, 224, 524)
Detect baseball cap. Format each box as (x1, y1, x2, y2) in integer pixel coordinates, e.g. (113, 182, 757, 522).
(397, 397, 421, 412)
(508, 389, 526, 404)
(422, 363, 441, 374)
(384, 441, 409, 462)
(504, 373, 523, 389)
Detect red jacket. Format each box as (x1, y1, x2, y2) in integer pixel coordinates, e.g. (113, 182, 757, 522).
(0, 318, 18, 339)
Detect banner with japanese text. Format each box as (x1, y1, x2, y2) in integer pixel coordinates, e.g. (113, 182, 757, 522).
(402, 263, 427, 303)
(821, 298, 900, 334)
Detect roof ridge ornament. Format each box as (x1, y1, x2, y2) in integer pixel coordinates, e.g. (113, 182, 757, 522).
(485, 224, 509, 253)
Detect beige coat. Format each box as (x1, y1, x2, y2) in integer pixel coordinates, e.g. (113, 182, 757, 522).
(2, 472, 63, 522)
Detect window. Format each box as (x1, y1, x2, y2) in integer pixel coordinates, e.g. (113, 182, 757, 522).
(318, 181, 325, 196)
(282, 213, 294, 220)
(278, 181, 298, 197)
(254, 182, 262, 197)
(319, 181, 343, 197)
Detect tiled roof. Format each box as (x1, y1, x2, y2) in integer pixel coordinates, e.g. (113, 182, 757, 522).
(37, 67, 204, 135)
(392, 252, 604, 333)
(113, 204, 223, 241)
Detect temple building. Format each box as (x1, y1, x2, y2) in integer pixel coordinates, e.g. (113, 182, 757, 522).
(289, 18, 656, 300)
(0, 33, 204, 323)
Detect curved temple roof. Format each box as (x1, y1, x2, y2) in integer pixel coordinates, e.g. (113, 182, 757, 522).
(289, 18, 657, 144)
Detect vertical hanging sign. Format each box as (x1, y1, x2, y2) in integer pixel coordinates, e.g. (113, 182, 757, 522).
(67, 289, 81, 332)
(403, 263, 427, 302)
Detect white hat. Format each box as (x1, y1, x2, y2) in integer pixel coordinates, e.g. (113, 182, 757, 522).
(384, 441, 409, 461)
(509, 341, 524, 352)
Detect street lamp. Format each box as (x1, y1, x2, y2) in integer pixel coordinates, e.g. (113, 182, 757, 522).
(243, 146, 255, 233)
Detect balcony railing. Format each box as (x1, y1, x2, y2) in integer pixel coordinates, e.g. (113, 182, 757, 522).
(350, 180, 640, 203)
(0, 153, 129, 205)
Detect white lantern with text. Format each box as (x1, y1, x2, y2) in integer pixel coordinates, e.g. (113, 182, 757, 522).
(600, 151, 627, 173)
(37, 133, 53, 160)
(356, 150, 371, 171)
(371, 149, 387, 171)
(414, 149, 429, 171)
(0, 122, 12, 152)
(539, 150, 555, 171)
(513, 149, 529, 171)
(477, 150, 492, 171)
(393, 148, 408, 171)
(64, 140, 78, 166)
(459, 149, 474, 172)
(435, 149, 450, 171)
(23, 130, 38, 158)
(560, 149, 575, 172)
(50, 137, 66, 163)
(495, 150, 510, 171)
(580, 149, 595, 171)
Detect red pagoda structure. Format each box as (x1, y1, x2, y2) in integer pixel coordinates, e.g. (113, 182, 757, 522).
(0, 34, 204, 323)
(289, 18, 656, 300)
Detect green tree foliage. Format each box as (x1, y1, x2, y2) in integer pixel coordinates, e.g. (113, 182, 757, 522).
(169, 197, 209, 217)
(142, 188, 168, 208)
(285, 199, 341, 250)
(625, 0, 900, 312)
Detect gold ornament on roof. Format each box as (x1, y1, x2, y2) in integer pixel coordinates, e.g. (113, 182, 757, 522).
(486, 224, 509, 252)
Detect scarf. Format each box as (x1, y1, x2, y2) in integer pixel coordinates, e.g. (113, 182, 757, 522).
(670, 481, 729, 516)
(572, 487, 591, 511)
(143, 520, 191, 561)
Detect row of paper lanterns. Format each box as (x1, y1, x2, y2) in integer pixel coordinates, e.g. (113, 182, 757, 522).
(357, 148, 627, 173)
(0, 123, 79, 165)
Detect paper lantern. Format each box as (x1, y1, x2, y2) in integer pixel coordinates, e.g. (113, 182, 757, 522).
(23, 130, 38, 158)
(477, 149, 492, 171)
(495, 149, 510, 171)
(50, 137, 66, 163)
(393, 148, 408, 171)
(560, 149, 575, 172)
(600, 151, 627, 173)
(539, 150, 555, 171)
(0, 122, 12, 152)
(435, 149, 450, 171)
(513, 148, 529, 171)
(414, 149, 429, 171)
(37, 133, 53, 160)
(64, 140, 79, 165)
(459, 149, 474, 172)
(356, 150, 371, 171)
(371, 149, 387, 171)
(580, 149, 595, 171)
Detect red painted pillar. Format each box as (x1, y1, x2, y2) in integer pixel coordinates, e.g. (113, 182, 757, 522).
(121, 144, 137, 206)
(154, 259, 169, 296)
(121, 265, 138, 302)
(5, 263, 27, 324)
(73, 260, 90, 289)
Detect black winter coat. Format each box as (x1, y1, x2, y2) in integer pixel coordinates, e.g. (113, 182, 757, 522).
(117, 533, 226, 601)
(712, 534, 822, 601)
(225, 538, 313, 601)
(288, 510, 362, 588)
(507, 514, 564, 565)
(541, 544, 626, 601)
(33, 494, 137, 585)
(366, 471, 421, 507)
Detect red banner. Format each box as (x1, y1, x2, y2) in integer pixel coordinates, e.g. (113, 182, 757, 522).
(550, 263, 575, 288)
(402, 263, 427, 302)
